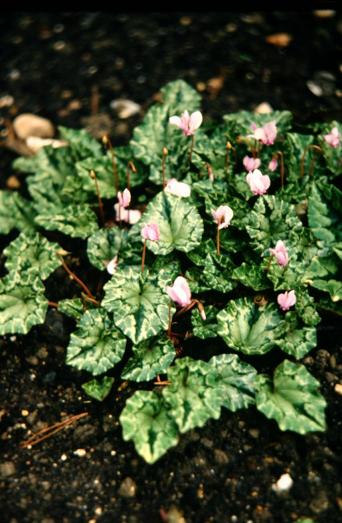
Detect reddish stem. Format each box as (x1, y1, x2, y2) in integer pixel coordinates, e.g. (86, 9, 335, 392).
(141, 240, 147, 273)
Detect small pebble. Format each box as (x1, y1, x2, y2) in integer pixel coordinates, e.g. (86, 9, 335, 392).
(0, 462, 16, 477)
(13, 113, 54, 140)
(334, 383, 342, 396)
(21, 409, 29, 417)
(272, 473, 293, 493)
(118, 477, 137, 498)
(254, 102, 273, 114)
(73, 448, 87, 457)
(110, 99, 141, 119)
(26, 136, 67, 154)
(60, 454, 67, 461)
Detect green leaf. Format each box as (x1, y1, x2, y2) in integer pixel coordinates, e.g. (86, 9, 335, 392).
(87, 226, 141, 271)
(3, 232, 62, 280)
(136, 191, 203, 255)
(75, 155, 117, 199)
(82, 376, 114, 401)
(284, 132, 314, 182)
(275, 320, 317, 359)
(223, 110, 292, 139)
(57, 298, 85, 321)
(162, 358, 221, 432)
(217, 297, 284, 355)
(255, 360, 326, 434)
(35, 203, 99, 239)
(58, 126, 102, 157)
(308, 182, 342, 247)
(206, 354, 257, 411)
(191, 305, 219, 339)
(160, 79, 201, 112)
(232, 262, 270, 291)
(102, 266, 172, 344)
(66, 308, 126, 375)
(121, 336, 175, 382)
(0, 272, 48, 335)
(311, 279, 342, 302)
(120, 390, 179, 464)
(0, 191, 36, 234)
(246, 195, 303, 253)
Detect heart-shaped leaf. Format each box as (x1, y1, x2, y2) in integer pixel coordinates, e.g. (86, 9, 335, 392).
(82, 376, 114, 401)
(0, 272, 48, 335)
(136, 191, 203, 255)
(121, 336, 175, 382)
(35, 203, 99, 239)
(255, 360, 326, 433)
(66, 308, 126, 375)
(120, 390, 179, 464)
(3, 231, 62, 280)
(102, 266, 172, 344)
(217, 297, 284, 355)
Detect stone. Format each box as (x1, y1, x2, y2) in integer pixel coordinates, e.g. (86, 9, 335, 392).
(118, 477, 137, 498)
(110, 99, 141, 119)
(254, 102, 273, 114)
(0, 461, 16, 477)
(13, 113, 54, 140)
(26, 136, 67, 154)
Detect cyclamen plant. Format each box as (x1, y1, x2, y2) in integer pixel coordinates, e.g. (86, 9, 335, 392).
(0, 80, 341, 463)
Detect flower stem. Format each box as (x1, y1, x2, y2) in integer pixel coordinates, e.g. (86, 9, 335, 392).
(162, 147, 168, 188)
(167, 302, 172, 338)
(59, 256, 97, 302)
(276, 151, 285, 189)
(103, 134, 119, 193)
(141, 239, 147, 273)
(216, 226, 221, 256)
(189, 135, 195, 164)
(126, 160, 136, 191)
(89, 170, 105, 225)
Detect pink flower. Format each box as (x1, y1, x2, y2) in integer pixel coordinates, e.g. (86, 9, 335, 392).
(117, 188, 131, 208)
(251, 121, 277, 145)
(106, 256, 118, 275)
(277, 290, 296, 311)
(246, 169, 271, 195)
(268, 158, 278, 172)
(212, 205, 234, 230)
(141, 223, 160, 241)
(269, 240, 289, 267)
(114, 204, 141, 224)
(324, 127, 340, 148)
(169, 110, 203, 136)
(243, 156, 261, 172)
(165, 178, 191, 197)
(166, 276, 192, 307)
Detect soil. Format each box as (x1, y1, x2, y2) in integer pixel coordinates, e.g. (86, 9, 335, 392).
(0, 12, 342, 523)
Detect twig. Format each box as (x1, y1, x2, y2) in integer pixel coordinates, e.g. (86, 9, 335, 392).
(58, 256, 98, 302)
(20, 412, 88, 448)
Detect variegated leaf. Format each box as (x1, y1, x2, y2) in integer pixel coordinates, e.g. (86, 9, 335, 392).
(121, 336, 175, 382)
(256, 360, 326, 434)
(217, 297, 285, 355)
(66, 308, 126, 375)
(35, 203, 99, 239)
(135, 191, 203, 255)
(3, 231, 62, 280)
(102, 266, 172, 344)
(0, 272, 48, 335)
(120, 391, 179, 464)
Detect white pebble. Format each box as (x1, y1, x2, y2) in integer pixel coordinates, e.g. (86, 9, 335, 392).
(272, 472, 293, 493)
(73, 448, 87, 457)
(60, 454, 67, 461)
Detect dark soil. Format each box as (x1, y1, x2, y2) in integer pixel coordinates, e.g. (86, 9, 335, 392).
(0, 12, 342, 523)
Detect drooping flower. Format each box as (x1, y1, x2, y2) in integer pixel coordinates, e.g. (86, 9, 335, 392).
(106, 256, 118, 275)
(212, 205, 234, 230)
(141, 223, 160, 241)
(246, 169, 271, 195)
(117, 188, 131, 208)
(114, 204, 141, 224)
(166, 276, 192, 307)
(169, 110, 203, 136)
(269, 240, 289, 267)
(165, 178, 191, 197)
(251, 121, 277, 145)
(324, 127, 340, 148)
(268, 158, 278, 172)
(277, 290, 296, 311)
(243, 155, 261, 172)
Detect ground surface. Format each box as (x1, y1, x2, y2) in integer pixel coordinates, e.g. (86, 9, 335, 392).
(0, 12, 341, 523)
